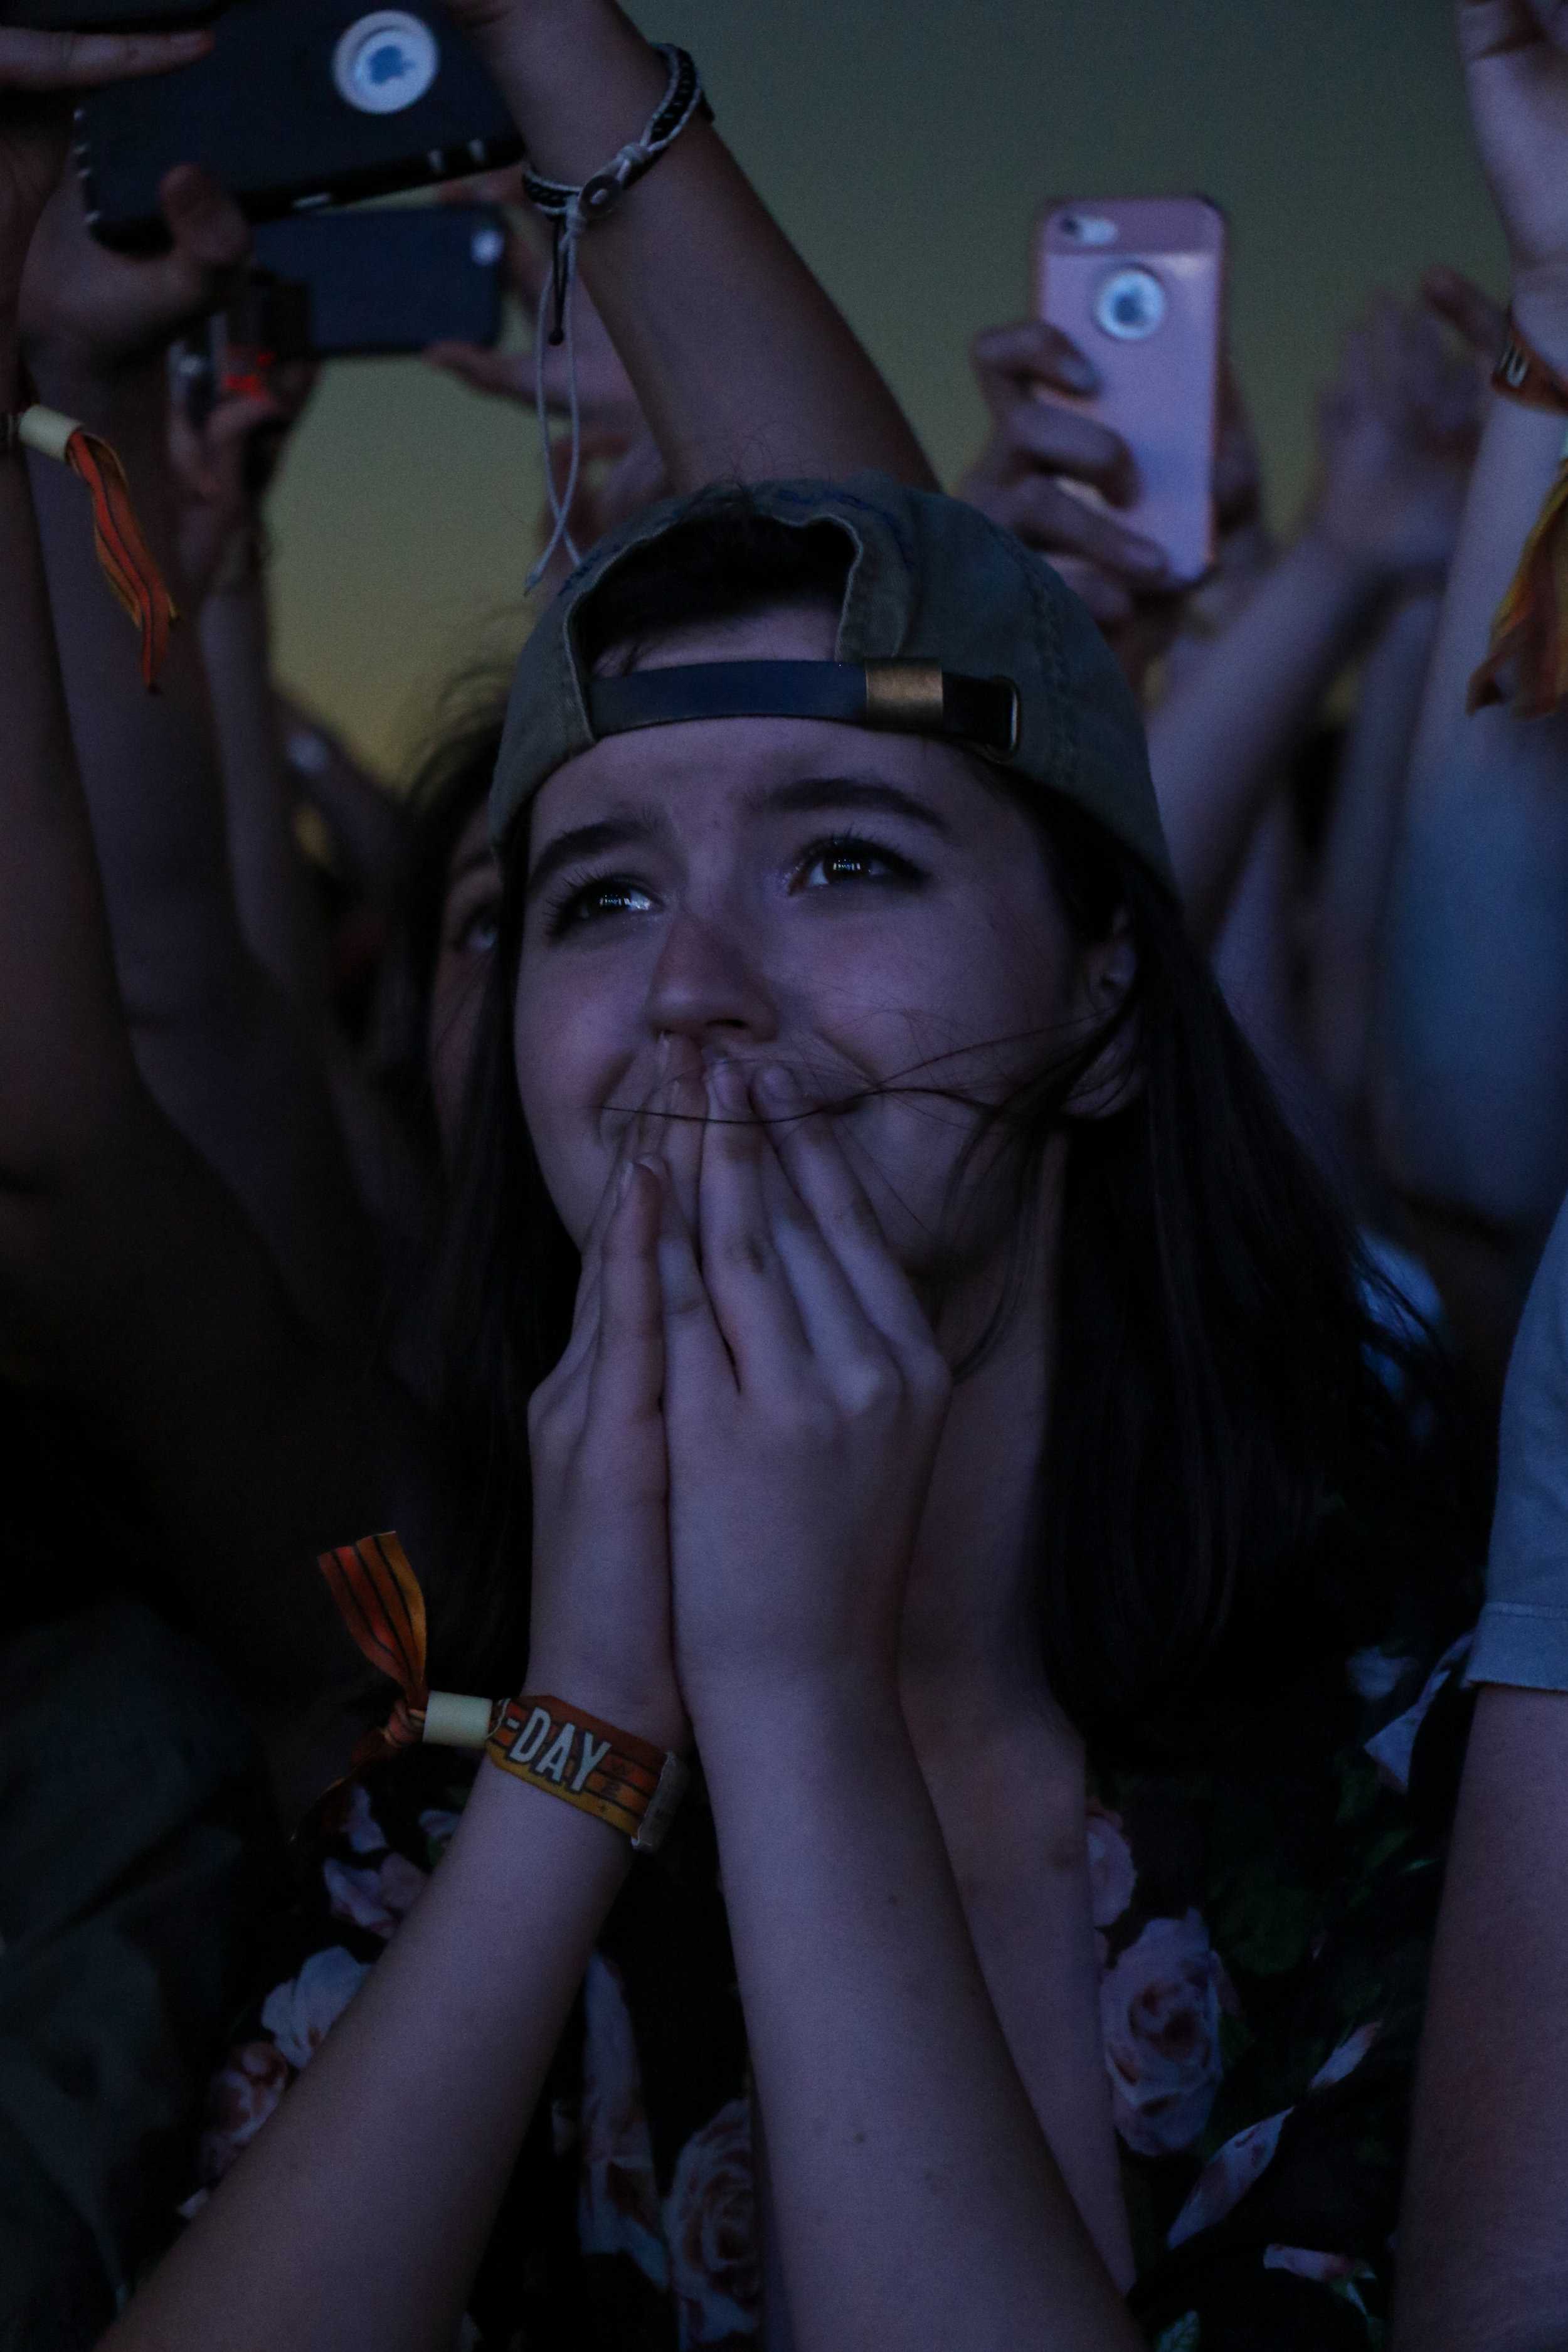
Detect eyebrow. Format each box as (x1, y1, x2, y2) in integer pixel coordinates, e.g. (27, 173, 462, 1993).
(524, 815, 665, 906)
(445, 844, 501, 894)
(748, 777, 955, 838)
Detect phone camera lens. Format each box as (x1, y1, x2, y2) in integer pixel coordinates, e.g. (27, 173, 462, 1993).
(1093, 267, 1166, 342)
(333, 11, 441, 117)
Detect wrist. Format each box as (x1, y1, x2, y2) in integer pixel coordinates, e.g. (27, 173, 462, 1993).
(521, 1650, 689, 1759)
(1508, 263, 1568, 382)
(457, 0, 673, 181)
(22, 346, 162, 430)
(1291, 513, 1400, 608)
(687, 1658, 904, 1754)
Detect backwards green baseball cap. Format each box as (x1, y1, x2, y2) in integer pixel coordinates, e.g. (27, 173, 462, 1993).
(489, 472, 1175, 893)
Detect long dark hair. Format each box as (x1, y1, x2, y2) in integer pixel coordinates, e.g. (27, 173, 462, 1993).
(427, 502, 1482, 1755)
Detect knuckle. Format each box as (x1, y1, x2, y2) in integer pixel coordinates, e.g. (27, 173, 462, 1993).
(837, 1357, 899, 1419)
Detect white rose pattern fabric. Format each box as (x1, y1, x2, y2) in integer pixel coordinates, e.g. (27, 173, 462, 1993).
(174, 1602, 1470, 2349)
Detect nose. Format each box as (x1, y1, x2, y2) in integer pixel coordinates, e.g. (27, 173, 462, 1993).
(642, 904, 778, 1054)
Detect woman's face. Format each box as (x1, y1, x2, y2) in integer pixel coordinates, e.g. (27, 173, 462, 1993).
(513, 604, 1127, 1269)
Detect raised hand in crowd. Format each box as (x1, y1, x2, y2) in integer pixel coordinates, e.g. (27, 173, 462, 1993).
(0, 95, 461, 1761)
(1372, 0, 1568, 1399)
(444, 0, 933, 491)
(958, 318, 1177, 629)
(1150, 289, 1481, 952)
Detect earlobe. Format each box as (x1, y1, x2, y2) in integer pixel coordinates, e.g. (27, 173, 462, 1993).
(1064, 909, 1145, 1121)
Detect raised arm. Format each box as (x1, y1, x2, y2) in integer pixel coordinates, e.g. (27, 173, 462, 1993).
(0, 103, 455, 1725)
(1149, 297, 1477, 948)
(1369, 1, 1568, 1392)
(447, 0, 934, 492)
(1392, 1189, 1568, 2352)
(169, 364, 330, 1024)
(19, 172, 374, 1333)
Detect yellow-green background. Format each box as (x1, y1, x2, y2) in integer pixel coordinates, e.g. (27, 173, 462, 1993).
(267, 0, 1508, 778)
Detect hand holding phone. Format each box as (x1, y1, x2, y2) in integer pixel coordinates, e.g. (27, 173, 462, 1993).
(1034, 196, 1228, 587)
(0, 2, 225, 23)
(960, 317, 1176, 631)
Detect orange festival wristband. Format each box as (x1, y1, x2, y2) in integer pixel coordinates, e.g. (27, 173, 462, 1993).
(3, 405, 177, 690)
(486, 1694, 689, 1853)
(317, 1532, 688, 1852)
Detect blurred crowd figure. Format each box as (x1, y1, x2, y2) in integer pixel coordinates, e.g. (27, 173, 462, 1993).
(3, 2, 1568, 2349)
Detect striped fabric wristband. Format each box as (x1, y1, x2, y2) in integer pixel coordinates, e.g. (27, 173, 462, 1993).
(3, 405, 176, 689)
(487, 1694, 689, 1853)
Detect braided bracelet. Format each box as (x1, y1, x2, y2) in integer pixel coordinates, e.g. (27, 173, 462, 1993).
(518, 43, 711, 586)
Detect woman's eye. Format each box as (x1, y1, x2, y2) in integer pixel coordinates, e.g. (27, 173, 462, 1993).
(456, 904, 500, 955)
(794, 835, 919, 893)
(546, 877, 655, 937)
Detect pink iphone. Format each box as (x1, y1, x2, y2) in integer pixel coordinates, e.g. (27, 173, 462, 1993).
(1034, 196, 1227, 586)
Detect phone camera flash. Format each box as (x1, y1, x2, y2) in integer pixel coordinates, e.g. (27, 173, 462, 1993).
(1058, 213, 1119, 246)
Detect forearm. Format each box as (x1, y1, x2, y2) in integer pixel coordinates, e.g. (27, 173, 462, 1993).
(105, 1762, 632, 2352)
(1372, 292, 1568, 1245)
(1392, 1688, 1568, 2352)
(1212, 800, 1345, 1173)
(698, 1678, 1140, 2352)
(0, 326, 140, 1172)
(1308, 590, 1439, 1120)
(908, 1703, 1135, 2291)
(462, 0, 933, 492)
(26, 356, 374, 1327)
(1148, 528, 1384, 946)
(201, 571, 327, 1023)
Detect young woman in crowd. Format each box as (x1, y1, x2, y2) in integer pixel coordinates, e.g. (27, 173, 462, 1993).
(70, 7, 1486, 2348)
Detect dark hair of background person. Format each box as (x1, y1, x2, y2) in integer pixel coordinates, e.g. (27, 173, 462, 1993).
(369, 686, 509, 1164)
(426, 496, 1485, 1756)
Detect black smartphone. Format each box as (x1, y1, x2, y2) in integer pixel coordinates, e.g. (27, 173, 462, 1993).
(171, 202, 506, 433)
(76, 1, 522, 251)
(0, 2, 226, 22)
(250, 204, 506, 357)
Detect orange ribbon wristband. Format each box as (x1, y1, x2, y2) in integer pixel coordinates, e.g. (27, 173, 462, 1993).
(3, 406, 177, 691)
(317, 1532, 687, 1853)
(1468, 319, 1568, 720)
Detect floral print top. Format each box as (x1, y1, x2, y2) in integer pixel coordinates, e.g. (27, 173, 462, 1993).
(183, 1626, 1476, 2351)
